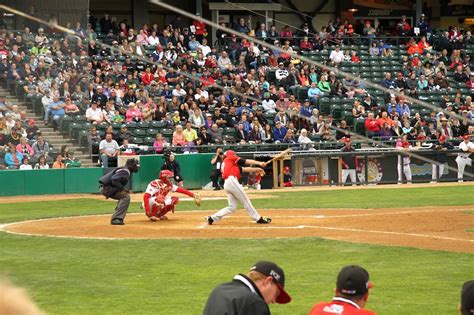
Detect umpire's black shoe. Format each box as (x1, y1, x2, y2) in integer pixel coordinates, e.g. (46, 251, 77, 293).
(111, 218, 124, 225)
(206, 216, 214, 225)
(257, 217, 271, 224)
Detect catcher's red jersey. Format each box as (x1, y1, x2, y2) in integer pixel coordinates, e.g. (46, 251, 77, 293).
(308, 298, 376, 315)
(221, 155, 242, 180)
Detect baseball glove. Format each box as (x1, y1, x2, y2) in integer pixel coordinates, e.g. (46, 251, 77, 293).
(155, 195, 165, 207)
(193, 192, 202, 207)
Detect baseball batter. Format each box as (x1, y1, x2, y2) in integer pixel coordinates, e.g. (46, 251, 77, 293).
(142, 170, 201, 221)
(456, 135, 474, 182)
(206, 150, 271, 225)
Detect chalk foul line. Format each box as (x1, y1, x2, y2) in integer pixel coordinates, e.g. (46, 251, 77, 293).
(202, 225, 474, 243)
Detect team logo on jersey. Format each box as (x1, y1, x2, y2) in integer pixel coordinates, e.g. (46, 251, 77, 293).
(357, 158, 383, 183)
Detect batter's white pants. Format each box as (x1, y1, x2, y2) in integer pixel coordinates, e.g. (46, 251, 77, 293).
(431, 163, 445, 180)
(210, 176, 261, 222)
(397, 156, 412, 182)
(342, 169, 357, 184)
(456, 156, 472, 181)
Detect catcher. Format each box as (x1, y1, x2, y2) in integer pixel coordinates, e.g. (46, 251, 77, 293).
(142, 170, 202, 221)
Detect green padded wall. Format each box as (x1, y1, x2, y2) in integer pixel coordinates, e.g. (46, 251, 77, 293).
(65, 168, 104, 194)
(0, 153, 215, 196)
(24, 169, 65, 195)
(136, 153, 214, 190)
(0, 170, 25, 196)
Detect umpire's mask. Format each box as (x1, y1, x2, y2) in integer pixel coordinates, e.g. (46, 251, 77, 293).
(125, 158, 140, 173)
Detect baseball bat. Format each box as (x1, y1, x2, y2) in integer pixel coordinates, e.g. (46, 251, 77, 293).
(263, 148, 292, 167)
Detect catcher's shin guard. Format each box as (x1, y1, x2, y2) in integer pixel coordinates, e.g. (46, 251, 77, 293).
(157, 197, 179, 217)
(170, 196, 179, 206)
(148, 204, 162, 217)
(158, 204, 174, 217)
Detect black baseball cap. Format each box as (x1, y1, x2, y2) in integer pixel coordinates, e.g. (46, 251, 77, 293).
(462, 280, 474, 314)
(336, 265, 373, 296)
(250, 261, 291, 304)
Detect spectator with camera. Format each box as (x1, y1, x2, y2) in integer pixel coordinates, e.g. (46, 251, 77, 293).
(210, 147, 224, 190)
(161, 150, 184, 187)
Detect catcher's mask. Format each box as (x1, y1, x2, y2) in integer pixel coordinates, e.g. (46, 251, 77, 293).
(159, 170, 174, 181)
(125, 158, 139, 173)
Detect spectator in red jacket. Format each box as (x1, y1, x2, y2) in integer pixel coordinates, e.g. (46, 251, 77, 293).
(141, 67, 154, 85)
(299, 37, 314, 51)
(365, 112, 380, 138)
(192, 13, 207, 42)
(396, 15, 411, 36)
(407, 41, 423, 55)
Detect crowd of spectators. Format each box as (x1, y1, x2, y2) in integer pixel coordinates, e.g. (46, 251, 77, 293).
(0, 12, 473, 169)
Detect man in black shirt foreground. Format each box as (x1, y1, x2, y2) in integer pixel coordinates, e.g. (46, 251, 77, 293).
(203, 261, 291, 315)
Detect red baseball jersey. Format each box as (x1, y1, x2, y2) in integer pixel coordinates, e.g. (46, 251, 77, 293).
(308, 298, 376, 315)
(221, 155, 244, 180)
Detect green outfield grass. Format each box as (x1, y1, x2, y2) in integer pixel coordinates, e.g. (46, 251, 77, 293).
(0, 185, 473, 315)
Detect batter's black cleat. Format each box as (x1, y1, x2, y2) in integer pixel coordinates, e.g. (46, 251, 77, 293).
(206, 216, 214, 225)
(111, 218, 124, 225)
(257, 217, 271, 224)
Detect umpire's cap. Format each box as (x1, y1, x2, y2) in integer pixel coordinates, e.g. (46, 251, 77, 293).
(462, 280, 474, 315)
(250, 261, 291, 304)
(336, 265, 373, 296)
(125, 158, 139, 173)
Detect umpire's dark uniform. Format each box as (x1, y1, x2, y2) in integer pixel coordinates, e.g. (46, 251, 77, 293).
(203, 274, 270, 315)
(99, 159, 139, 225)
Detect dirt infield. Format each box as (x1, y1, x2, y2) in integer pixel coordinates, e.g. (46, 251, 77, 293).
(2, 206, 473, 253)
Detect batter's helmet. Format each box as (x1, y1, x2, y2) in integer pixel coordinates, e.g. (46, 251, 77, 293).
(160, 170, 174, 181)
(224, 150, 236, 158)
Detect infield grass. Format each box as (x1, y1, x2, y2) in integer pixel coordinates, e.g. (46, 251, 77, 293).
(0, 185, 473, 315)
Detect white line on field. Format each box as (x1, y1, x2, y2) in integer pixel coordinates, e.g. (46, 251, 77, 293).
(204, 225, 474, 242)
(271, 208, 464, 219)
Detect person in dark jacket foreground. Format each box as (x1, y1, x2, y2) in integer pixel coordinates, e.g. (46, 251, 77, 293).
(203, 261, 291, 315)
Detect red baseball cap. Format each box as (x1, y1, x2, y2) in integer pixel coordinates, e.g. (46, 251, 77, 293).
(463, 135, 471, 141)
(284, 166, 290, 172)
(439, 135, 446, 142)
(342, 137, 351, 143)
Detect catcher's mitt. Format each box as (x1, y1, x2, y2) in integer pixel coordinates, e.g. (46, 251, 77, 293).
(193, 192, 202, 207)
(154, 195, 165, 207)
